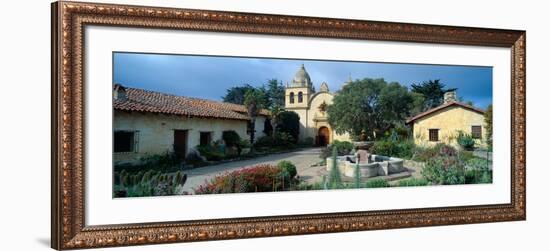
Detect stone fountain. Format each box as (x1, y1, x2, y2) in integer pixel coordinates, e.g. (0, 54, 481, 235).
(325, 129, 407, 178)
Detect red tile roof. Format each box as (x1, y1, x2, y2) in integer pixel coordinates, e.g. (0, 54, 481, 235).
(113, 85, 269, 121)
(406, 101, 485, 124)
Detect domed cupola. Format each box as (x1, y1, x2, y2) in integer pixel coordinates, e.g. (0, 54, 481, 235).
(290, 64, 312, 88)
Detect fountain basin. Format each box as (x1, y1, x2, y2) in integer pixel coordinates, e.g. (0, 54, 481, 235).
(326, 154, 406, 178)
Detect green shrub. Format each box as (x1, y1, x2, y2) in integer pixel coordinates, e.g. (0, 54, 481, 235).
(197, 145, 225, 161)
(421, 156, 465, 185)
(141, 152, 180, 169)
(114, 152, 181, 174)
(393, 126, 410, 139)
(457, 131, 476, 151)
(479, 170, 493, 183)
(184, 150, 207, 167)
(372, 140, 414, 159)
(365, 178, 390, 188)
(222, 130, 241, 147)
(254, 132, 296, 148)
(464, 158, 492, 184)
(253, 136, 275, 148)
(320, 140, 355, 159)
(397, 178, 429, 187)
(333, 140, 354, 154)
(459, 150, 475, 162)
(277, 132, 295, 145)
(465, 158, 489, 170)
(277, 160, 297, 179)
(238, 139, 251, 149)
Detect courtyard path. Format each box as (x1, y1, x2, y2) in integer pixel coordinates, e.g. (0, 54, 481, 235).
(182, 148, 325, 193)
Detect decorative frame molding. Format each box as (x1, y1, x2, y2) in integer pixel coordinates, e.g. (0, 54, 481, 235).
(51, 1, 526, 249)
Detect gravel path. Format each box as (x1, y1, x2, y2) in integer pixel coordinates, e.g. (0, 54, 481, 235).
(182, 148, 325, 193)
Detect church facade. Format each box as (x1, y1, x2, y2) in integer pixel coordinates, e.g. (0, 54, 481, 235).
(284, 64, 351, 146)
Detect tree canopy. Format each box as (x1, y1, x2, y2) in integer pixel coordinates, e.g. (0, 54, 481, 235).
(327, 78, 414, 140)
(243, 89, 265, 118)
(243, 89, 265, 144)
(410, 79, 456, 111)
(222, 84, 257, 105)
(222, 79, 285, 110)
(224, 79, 286, 143)
(276, 111, 300, 143)
(264, 79, 285, 109)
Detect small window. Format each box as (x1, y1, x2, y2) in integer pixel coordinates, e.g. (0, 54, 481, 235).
(298, 92, 303, 103)
(428, 129, 439, 142)
(114, 131, 137, 153)
(289, 92, 295, 104)
(471, 125, 482, 139)
(200, 132, 212, 146)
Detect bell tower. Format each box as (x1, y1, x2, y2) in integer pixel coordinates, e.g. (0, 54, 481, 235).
(285, 64, 314, 109)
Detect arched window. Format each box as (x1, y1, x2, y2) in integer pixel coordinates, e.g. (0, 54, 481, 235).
(289, 92, 295, 104)
(298, 92, 303, 103)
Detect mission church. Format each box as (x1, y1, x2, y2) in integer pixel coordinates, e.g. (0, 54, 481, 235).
(284, 64, 351, 146)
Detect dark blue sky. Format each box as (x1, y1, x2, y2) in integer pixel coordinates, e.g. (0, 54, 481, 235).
(113, 52, 493, 109)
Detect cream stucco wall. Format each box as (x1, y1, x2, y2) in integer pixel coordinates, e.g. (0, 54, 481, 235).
(412, 106, 486, 148)
(285, 86, 312, 142)
(307, 92, 350, 143)
(284, 86, 311, 110)
(285, 91, 350, 144)
(113, 111, 266, 164)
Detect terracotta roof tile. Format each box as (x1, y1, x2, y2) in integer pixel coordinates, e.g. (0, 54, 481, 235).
(406, 101, 485, 124)
(113, 86, 269, 120)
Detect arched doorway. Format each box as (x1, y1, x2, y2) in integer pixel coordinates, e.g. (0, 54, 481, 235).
(317, 126, 330, 146)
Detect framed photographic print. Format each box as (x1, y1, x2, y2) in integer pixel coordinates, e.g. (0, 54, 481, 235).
(51, 1, 526, 249)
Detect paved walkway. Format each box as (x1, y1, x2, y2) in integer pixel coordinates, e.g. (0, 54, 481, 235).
(182, 148, 325, 193)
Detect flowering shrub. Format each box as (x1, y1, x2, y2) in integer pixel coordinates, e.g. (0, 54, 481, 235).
(413, 143, 456, 162)
(439, 144, 457, 157)
(193, 164, 289, 194)
(421, 156, 465, 185)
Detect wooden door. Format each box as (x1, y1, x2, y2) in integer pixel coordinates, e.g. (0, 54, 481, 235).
(173, 130, 188, 159)
(318, 127, 330, 146)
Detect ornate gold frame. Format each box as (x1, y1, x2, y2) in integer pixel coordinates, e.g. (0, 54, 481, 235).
(51, 1, 526, 249)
